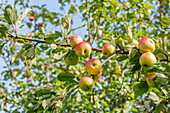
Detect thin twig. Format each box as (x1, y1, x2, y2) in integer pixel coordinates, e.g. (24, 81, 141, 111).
(102, 54, 115, 65)
(47, 86, 79, 106)
(3, 55, 14, 77)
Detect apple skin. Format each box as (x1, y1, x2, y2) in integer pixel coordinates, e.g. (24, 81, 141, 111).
(70, 35, 83, 48)
(40, 23, 45, 28)
(79, 76, 95, 91)
(102, 44, 115, 58)
(64, 50, 79, 65)
(139, 37, 155, 52)
(147, 73, 156, 87)
(29, 16, 35, 21)
(139, 52, 157, 68)
(75, 41, 92, 58)
(85, 58, 102, 75)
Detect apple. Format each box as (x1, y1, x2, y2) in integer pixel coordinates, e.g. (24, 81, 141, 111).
(50, 73, 53, 77)
(64, 50, 79, 65)
(147, 73, 156, 87)
(102, 44, 115, 58)
(29, 16, 35, 21)
(70, 35, 83, 48)
(94, 69, 102, 80)
(26, 33, 31, 38)
(75, 41, 92, 58)
(44, 65, 50, 70)
(22, 74, 26, 77)
(40, 23, 45, 28)
(85, 58, 102, 75)
(79, 76, 95, 91)
(139, 37, 155, 52)
(139, 52, 157, 68)
(28, 77, 33, 82)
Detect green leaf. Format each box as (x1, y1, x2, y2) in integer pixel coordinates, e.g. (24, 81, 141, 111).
(68, 23, 86, 35)
(0, 43, 5, 54)
(133, 81, 149, 97)
(57, 72, 75, 82)
(0, 24, 8, 38)
(61, 15, 71, 29)
(4, 5, 13, 24)
(13, 5, 20, 25)
(129, 48, 138, 58)
(34, 88, 56, 97)
(16, 39, 25, 44)
(149, 92, 162, 104)
(156, 73, 168, 86)
(116, 55, 128, 61)
(155, 53, 164, 60)
(18, 8, 32, 25)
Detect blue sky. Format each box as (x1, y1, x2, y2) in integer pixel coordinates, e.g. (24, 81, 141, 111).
(0, 0, 89, 112)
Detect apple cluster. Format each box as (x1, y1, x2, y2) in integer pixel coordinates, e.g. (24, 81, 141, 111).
(138, 37, 157, 87)
(64, 35, 116, 91)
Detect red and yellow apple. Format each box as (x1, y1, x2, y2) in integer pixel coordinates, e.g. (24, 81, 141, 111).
(79, 76, 95, 91)
(139, 52, 157, 68)
(102, 44, 115, 58)
(147, 73, 156, 87)
(29, 16, 35, 21)
(44, 65, 50, 70)
(70, 35, 83, 48)
(40, 23, 45, 28)
(139, 37, 155, 52)
(64, 50, 79, 65)
(75, 41, 91, 58)
(85, 58, 102, 75)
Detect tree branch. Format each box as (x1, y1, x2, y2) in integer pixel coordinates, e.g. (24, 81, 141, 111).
(3, 55, 14, 77)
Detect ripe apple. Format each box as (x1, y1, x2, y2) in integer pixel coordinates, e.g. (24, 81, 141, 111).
(50, 73, 53, 77)
(40, 23, 45, 28)
(139, 52, 157, 68)
(44, 65, 50, 70)
(85, 58, 102, 75)
(79, 76, 95, 91)
(22, 74, 26, 77)
(147, 73, 156, 87)
(64, 50, 79, 65)
(29, 16, 35, 21)
(28, 77, 33, 82)
(102, 44, 115, 58)
(70, 35, 83, 48)
(139, 37, 155, 52)
(75, 41, 92, 58)
(26, 33, 31, 38)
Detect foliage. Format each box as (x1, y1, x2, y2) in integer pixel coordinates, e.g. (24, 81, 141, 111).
(0, 0, 169, 112)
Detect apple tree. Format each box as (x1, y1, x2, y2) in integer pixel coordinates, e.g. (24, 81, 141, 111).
(0, 0, 169, 112)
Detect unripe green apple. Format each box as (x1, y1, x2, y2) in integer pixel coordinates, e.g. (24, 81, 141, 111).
(85, 58, 102, 75)
(75, 41, 91, 58)
(147, 73, 156, 87)
(70, 35, 83, 48)
(64, 50, 79, 65)
(139, 52, 157, 68)
(79, 76, 95, 91)
(102, 44, 115, 58)
(139, 37, 155, 52)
